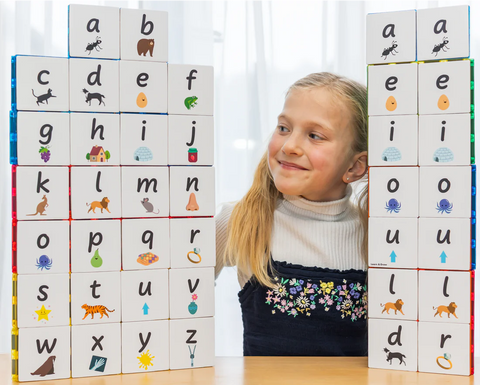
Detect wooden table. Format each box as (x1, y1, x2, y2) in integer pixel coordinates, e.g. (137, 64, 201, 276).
(1, 354, 477, 384)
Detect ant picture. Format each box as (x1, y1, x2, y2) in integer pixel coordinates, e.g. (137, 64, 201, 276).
(381, 40, 398, 60)
(432, 37, 450, 57)
(85, 36, 103, 55)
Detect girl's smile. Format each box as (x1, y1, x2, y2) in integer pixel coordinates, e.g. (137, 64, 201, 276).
(278, 160, 308, 170)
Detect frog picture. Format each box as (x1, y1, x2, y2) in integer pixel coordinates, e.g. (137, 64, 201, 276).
(184, 96, 198, 110)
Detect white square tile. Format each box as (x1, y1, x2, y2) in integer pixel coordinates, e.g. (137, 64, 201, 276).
(417, 6, 470, 61)
(17, 111, 70, 166)
(170, 217, 215, 268)
(366, 10, 416, 64)
(121, 269, 169, 322)
(120, 8, 168, 62)
(418, 166, 472, 218)
(15, 166, 69, 221)
(119, 60, 167, 113)
(17, 273, 70, 328)
(367, 268, 417, 321)
(17, 220, 70, 275)
(18, 325, 71, 381)
(169, 166, 215, 217)
(69, 58, 119, 112)
(168, 64, 214, 116)
(368, 62, 417, 116)
(168, 115, 214, 166)
(122, 320, 169, 373)
(368, 318, 417, 371)
(120, 113, 168, 166)
(368, 217, 418, 269)
(169, 267, 215, 319)
(71, 323, 121, 377)
(70, 113, 120, 165)
(70, 166, 122, 219)
(68, 4, 120, 59)
(71, 219, 121, 273)
(418, 270, 472, 324)
(419, 114, 472, 166)
(368, 166, 419, 218)
(71, 271, 121, 325)
(169, 317, 214, 370)
(15, 56, 69, 112)
(418, 218, 472, 270)
(418, 321, 471, 375)
(418, 60, 472, 115)
(368, 115, 418, 166)
(122, 218, 170, 270)
(121, 166, 169, 218)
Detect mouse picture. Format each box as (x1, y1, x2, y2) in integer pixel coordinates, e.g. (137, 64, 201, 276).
(141, 197, 160, 214)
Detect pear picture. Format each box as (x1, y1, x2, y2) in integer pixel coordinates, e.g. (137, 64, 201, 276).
(90, 248, 103, 268)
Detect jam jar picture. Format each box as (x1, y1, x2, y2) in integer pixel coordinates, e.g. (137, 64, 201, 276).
(188, 148, 198, 163)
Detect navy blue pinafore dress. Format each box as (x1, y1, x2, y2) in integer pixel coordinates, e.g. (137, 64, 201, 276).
(239, 258, 368, 356)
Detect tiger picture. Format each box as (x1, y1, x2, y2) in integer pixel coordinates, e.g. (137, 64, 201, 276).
(81, 304, 115, 320)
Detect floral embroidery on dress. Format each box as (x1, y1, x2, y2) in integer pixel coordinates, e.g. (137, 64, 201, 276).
(265, 276, 367, 321)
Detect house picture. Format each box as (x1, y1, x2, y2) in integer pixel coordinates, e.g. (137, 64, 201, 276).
(88, 145, 107, 162)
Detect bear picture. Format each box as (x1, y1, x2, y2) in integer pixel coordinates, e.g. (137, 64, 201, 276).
(137, 39, 154, 57)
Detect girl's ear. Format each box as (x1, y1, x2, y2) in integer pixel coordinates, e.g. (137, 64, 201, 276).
(344, 151, 368, 183)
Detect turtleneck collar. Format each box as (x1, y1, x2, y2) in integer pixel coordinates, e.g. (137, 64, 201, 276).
(280, 183, 353, 219)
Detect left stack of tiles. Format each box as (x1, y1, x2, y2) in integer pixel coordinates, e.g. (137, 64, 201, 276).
(10, 4, 215, 382)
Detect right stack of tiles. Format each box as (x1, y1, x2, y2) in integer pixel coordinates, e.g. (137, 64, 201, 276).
(366, 5, 476, 376)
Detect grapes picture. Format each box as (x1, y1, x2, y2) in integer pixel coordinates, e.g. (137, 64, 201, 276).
(39, 146, 51, 163)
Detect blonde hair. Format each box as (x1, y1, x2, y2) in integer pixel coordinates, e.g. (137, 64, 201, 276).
(224, 72, 368, 288)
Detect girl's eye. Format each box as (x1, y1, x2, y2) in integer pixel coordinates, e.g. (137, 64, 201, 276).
(310, 133, 324, 140)
(278, 126, 288, 132)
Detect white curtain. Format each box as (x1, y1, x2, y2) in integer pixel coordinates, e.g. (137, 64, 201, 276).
(0, 0, 478, 357)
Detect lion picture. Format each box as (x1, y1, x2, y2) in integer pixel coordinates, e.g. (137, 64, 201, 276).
(433, 302, 458, 319)
(87, 197, 111, 214)
(380, 299, 405, 315)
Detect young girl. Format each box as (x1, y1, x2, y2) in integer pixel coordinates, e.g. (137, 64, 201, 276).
(215, 72, 368, 356)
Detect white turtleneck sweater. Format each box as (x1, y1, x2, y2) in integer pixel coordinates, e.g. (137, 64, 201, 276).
(215, 183, 368, 288)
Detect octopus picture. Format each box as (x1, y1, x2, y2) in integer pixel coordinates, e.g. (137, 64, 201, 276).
(436, 199, 453, 214)
(36, 255, 53, 271)
(385, 198, 401, 214)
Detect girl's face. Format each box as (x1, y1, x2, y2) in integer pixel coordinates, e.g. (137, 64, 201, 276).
(268, 87, 364, 202)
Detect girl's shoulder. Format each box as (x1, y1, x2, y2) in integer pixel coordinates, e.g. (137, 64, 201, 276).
(216, 201, 237, 218)
(215, 201, 238, 233)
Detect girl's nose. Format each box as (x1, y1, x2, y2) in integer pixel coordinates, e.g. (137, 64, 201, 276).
(282, 133, 303, 156)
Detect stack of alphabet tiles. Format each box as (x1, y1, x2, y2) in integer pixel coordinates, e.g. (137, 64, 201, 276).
(10, 4, 215, 381)
(366, 5, 475, 376)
